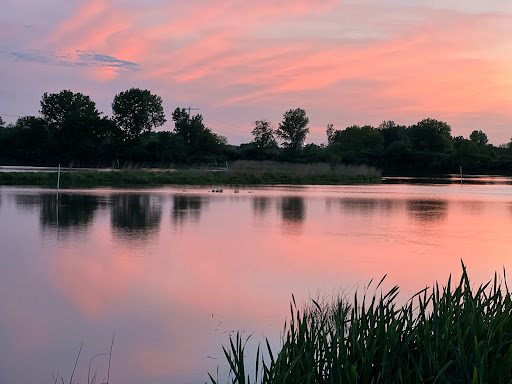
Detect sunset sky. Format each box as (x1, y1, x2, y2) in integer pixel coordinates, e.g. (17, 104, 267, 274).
(1, 0, 511, 145)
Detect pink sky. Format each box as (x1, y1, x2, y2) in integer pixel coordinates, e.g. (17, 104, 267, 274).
(1, 0, 512, 145)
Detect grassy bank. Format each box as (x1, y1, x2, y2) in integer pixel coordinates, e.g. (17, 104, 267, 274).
(214, 263, 512, 384)
(0, 161, 381, 187)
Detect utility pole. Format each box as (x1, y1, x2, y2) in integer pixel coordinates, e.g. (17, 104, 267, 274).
(185, 106, 200, 116)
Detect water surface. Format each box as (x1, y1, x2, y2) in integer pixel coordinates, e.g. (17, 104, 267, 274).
(1, 183, 512, 383)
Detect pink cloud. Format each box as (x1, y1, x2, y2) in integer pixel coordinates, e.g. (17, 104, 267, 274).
(15, 0, 512, 142)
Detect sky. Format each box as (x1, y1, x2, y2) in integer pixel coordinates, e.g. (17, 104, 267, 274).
(1, 0, 511, 145)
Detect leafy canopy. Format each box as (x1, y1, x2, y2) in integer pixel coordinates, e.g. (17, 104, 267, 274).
(112, 88, 166, 140)
(252, 120, 277, 149)
(40, 90, 100, 128)
(276, 108, 309, 152)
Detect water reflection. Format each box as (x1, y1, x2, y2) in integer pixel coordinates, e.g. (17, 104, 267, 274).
(326, 197, 401, 216)
(4, 184, 512, 384)
(281, 197, 306, 235)
(172, 195, 205, 226)
(15, 193, 99, 232)
(252, 197, 270, 216)
(407, 199, 448, 222)
(111, 194, 162, 240)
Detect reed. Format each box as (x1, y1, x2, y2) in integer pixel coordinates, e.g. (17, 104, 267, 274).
(0, 162, 381, 187)
(213, 263, 512, 383)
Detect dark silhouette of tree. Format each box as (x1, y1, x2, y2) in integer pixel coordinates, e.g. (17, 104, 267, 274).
(379, 120, 409, 148)
(172, 108, 205, 145)
(112, 88, 166, 140)
(252, 120, 277, 149)
(41, 90, 99, 128)
(276, 108, 309, 153)
(326, 123, 335, 145)
(40, 90, 103, 161)
(13, 116, 49, 161)
(0, 116, 5, 127)
(330, 125, 383, 153)
(328, 125, 383, 165)
(250, 120, 278, 159)
(171, 108, 227, 160)
(408, 118, 453, 153)
(470, 130, 489, 148)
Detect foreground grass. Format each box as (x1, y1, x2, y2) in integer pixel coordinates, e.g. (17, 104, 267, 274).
(0, 161, 381, 187)
(214, 263, 512, 383)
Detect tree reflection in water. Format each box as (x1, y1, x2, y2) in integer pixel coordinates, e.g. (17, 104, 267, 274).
(15, 193, 99, 233)
(111, 194, 162, 240)
(407, 199, 448, 222)
(252, 196, 270, 216)
(281, 196, 306, 235)
(172, 195, 205, 227)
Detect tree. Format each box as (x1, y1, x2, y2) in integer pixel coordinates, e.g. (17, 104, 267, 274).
(378, 120, 409, 148)
(171, 108, 227, 159)
(40, 90, 103, 161)
(408, 118, 453, 153)
(329, 124, 384, 165)
(249, 120, 278, 160)
(0, 116, 5, 127)
(330, 125, 384, 153)
(469, 130, 488, 148)
(112, 88, 166, 140)
(252, 120, 277, 149)
(326, 124, 335, 145)
(40, 90, 100, 128)
(14, 116, 48, 148)
(276, 108, 309, 153)
(172, 108, 207, 146)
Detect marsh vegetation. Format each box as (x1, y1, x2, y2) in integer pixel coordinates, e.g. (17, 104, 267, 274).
(215, 264, 512, 383)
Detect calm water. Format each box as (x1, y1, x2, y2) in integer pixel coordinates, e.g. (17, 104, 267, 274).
(1, 182, 512, 383)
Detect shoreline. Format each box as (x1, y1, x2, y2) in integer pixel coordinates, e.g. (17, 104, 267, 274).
(0, 169, 382, 188)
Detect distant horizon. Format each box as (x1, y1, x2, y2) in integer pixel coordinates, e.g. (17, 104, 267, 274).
(2, 0, 512, 145)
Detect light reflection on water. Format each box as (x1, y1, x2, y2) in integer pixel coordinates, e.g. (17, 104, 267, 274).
(1, 183, 512, 383)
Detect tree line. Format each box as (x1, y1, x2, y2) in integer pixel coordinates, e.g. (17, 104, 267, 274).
(1, 88, 512, 174)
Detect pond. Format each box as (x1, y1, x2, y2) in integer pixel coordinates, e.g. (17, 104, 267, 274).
(1, 181, 512, 383)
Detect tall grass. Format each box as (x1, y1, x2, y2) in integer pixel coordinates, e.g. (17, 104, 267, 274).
(213, 263, 512, 383)
(0, 162, 381, 187)
(229, 161, 380, 178)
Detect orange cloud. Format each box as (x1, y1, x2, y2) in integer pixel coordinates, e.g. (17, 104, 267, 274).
(22, 0, 512, 141)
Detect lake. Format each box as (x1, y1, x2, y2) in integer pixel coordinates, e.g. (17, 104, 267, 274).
(1, 181, 512, 383)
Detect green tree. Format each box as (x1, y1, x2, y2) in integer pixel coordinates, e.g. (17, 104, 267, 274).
(112, 88, 166, 140)
(408, 118, 453, 153)
(40, 90, 99, 128)
(330, 125, 384, 153)
(469, 130, 488, 148)
(329, 125, 384, 165)
(172, 108, 207, 146)
(40, 90, 103, 161)
(379, 120, 409, 148)
(276, 108, 309, 153)
(15, 116, 48, 148)
(252, 120, 276, 148)
(326, 123, 335, 145)
(171, 108, 227, 160)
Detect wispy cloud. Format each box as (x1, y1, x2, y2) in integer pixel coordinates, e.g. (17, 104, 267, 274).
(2, 0, 512, 143)
(0, 48, 141, 72)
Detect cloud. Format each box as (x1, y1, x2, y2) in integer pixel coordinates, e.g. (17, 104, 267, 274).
(2, 0, 512, 142)
(76, 51, 141, 71)
(0, 47, 141, 72)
